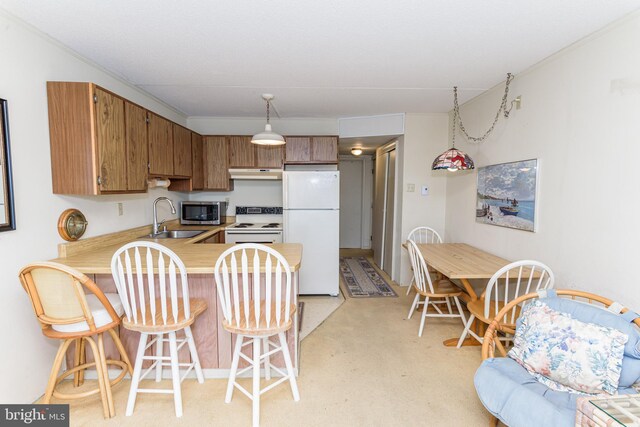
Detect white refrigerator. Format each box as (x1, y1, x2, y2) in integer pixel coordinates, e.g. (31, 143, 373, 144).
(283, 171, 340, 296)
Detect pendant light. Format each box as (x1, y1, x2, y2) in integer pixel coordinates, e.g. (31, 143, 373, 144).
(251, 94, 285, 146)
(431, 108, 474, 172)
(432, 73, 519, 172)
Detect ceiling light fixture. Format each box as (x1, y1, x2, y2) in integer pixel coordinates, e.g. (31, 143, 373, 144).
(432, 73, 521, 172)
(251, 94, 285, 146)
(351, 147, 363, 156)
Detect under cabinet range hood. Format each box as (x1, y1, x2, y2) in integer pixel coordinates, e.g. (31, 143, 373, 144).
(228, 168, 283, 180)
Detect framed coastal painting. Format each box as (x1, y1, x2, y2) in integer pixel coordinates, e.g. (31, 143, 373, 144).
(476, 159, 538, 232)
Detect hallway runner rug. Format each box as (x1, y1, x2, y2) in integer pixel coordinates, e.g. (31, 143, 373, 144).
(339, 257, 397, 298)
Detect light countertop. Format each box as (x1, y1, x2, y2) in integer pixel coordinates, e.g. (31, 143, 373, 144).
(51, 222, 302, 274)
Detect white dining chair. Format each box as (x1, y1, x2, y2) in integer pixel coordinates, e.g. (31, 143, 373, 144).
(214, 243, 300, 427)
(405, 226, 443, 296)
(110, 241, 206, 417)
(407, 240, 466, 337)
(456, 260, 555, 348)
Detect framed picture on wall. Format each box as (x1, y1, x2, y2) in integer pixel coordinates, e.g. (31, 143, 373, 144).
(476, 159, 538, 232)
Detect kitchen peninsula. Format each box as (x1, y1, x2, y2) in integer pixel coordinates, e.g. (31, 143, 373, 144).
(49, 222, 303, 377)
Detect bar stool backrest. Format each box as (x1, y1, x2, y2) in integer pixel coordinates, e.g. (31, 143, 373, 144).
(214, 243, 293, 331)
(19, 261, 119, 333)
(111, 241, 190, 327)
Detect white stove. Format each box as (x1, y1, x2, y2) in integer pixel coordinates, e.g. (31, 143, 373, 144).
(227, 222, 283, 231)
(225, 207, 283, 244)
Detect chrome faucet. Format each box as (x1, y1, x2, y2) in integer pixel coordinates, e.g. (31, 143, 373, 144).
(152, 197, 176, 235)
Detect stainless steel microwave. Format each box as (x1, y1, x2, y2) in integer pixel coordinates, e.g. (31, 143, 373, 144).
(180, 201, 227, 225)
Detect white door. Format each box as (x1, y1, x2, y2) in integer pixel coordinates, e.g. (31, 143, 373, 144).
(339, 159, 363, 248)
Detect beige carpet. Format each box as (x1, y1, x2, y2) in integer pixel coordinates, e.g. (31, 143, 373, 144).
(50, 279, 491, 427)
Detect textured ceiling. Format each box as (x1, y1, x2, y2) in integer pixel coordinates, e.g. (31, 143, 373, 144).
(1, 0, 639, 117)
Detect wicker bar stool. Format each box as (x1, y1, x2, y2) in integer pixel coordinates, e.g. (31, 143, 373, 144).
(19, 262, 132, 419)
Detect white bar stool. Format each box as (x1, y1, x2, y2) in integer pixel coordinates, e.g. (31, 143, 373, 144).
(111, 241, 206, 417)
(214, 243, 300, 427)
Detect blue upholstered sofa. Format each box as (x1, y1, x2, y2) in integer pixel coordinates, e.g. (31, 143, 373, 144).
(474, 290, 640, 427)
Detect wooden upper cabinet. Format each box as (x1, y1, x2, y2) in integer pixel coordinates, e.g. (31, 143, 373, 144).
(148, 113, 174, 176)
(94, 87, 126, 192)
(124, 102, 148, 192)
(284, 136, 337, 164)
(256, 145, 284, 168)
(191, 133, 204, 190)
(311, 136, 338, 163)
(285, 137, 311, 163)
(203, 136, 233, 191)
(47, 82, 140, 195)
(228, 136, 255, 168)
(173, 124, 192, 177)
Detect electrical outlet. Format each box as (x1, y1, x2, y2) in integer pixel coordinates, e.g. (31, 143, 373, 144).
(117, 203, 124, 216)
(421, 186, 428, 196)
(407, 183, 415, 192)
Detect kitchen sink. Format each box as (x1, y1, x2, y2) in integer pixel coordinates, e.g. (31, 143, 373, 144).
(142, 230, 207, 239)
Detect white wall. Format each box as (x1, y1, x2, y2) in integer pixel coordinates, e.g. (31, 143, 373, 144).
(398, 114, 449, 285)
(0, 10, 189, 403)
(189, 181, 283, 214)
(187, 117, 338, 136)
(444, 13, 640, 310)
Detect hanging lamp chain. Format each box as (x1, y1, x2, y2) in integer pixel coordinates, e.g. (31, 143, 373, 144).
(453, 73, 514, 143)
(266, 99, 271, 124)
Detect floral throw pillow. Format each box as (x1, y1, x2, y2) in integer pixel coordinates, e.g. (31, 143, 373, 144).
(508, 300, 628, 395)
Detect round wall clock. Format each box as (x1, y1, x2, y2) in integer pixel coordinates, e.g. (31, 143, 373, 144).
(57, 209, 88, 241)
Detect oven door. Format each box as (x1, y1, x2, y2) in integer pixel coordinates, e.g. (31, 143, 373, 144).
(181, 203, 219, 225)
(225, 230, 283, 244)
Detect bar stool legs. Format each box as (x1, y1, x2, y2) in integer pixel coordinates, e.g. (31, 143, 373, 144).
(43, 332, 131, 419)
(126, 330, 205, 418)
(226, 333, 300, 427)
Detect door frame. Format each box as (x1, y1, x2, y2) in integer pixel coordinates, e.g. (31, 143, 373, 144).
(338, 155, 373, 249)
(372, 141, 398, 268)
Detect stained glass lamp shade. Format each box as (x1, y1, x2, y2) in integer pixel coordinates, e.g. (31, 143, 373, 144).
(431, 148, 475, 171)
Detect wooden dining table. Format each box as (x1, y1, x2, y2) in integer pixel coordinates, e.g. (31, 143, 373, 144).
(415, 243, 513, 347)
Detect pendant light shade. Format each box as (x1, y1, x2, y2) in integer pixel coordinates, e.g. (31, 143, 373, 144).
(431, 148, 474, 172)
(251, 124, 285, 145)
(251, 94, 285, 146)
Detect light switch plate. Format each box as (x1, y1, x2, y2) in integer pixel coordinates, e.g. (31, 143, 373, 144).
(421, 186, 428, 196)
(407, 183, 415, 192)
(117, 203, 124, 216)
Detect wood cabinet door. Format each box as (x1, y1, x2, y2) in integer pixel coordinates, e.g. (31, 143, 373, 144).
(94, 87, 126, 192)
(255, 145, 284, 168)
(173, 124, 192, 177)
(191, 133, 204, 190)
(285, 137, 311, 163)
(148, 113, 173, 176)
(203, 136, 231, 190)
(312, 136, 338, 163)
(124, 102, 148, 191)
(228, 136, 255, 168)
